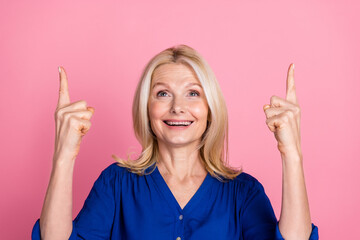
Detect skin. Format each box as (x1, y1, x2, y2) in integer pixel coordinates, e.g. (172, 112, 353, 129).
(39, 66, 94, 240)
(263, 63, 312, 239)
(39, 62, 312, 239)
(148, 63, 209, 209)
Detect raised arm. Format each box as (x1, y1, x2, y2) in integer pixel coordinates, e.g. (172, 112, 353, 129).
(263, 63, 312, 239)
(39, 66, 95, 240)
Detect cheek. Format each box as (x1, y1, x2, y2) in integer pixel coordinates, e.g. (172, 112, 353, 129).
(190, 102, 208, 120)
(148, 101, 167, 120)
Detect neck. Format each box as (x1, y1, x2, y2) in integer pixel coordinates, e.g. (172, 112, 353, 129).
(155, 140, 207, 180)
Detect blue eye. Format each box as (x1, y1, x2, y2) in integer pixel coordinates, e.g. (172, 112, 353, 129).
(156, 90, 199, 97)
(189, 91, 200, 97)
(157, 91, 168, 97)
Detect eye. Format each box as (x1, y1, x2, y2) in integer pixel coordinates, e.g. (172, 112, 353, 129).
(189, 90, 200, 97)
(156, 91, 169, 97)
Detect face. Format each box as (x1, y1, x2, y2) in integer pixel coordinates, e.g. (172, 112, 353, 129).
(148, 63, 209, 148)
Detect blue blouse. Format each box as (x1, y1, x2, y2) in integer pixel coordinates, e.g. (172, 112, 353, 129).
(32, 162, 319, 239)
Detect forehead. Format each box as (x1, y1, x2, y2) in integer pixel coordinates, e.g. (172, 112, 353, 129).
(151, 63, 200, 86)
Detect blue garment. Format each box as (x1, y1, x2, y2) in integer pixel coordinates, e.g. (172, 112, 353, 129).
(32, 162, 318, 239)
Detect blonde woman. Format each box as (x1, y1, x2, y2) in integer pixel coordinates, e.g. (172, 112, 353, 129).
(32, 45, 318, 239)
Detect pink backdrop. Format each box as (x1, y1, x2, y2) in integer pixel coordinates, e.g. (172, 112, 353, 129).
(1, 0, 359, 239)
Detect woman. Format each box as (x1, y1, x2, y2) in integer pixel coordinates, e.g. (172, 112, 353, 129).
(32, 45, 318, 239)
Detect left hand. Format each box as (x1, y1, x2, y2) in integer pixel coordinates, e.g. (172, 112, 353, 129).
(263, 63, 302, 158)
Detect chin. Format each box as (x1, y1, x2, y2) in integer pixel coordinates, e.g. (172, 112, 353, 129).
(160, 137, 199, 147)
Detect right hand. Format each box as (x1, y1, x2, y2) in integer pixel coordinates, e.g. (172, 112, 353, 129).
(53, 66, 95, 163)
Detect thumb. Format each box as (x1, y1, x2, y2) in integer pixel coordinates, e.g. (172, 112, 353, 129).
(87, 106, 95, 114)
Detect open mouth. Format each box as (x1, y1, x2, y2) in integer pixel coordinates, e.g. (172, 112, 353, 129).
(163, 120, 194, 127)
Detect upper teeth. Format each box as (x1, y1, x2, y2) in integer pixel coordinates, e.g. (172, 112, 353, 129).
(165, 121, 192, 126)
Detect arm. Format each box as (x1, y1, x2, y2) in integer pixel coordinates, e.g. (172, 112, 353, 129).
(39, 158, 75, 240)
(33, 163, 117, 240)
(263, 63, 316, 239)
(38, 66, 94, 239)
(240, 173, 318, 240)
(278, 153, 312, 239)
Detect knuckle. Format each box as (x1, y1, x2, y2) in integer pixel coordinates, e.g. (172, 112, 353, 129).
(69, 117, 78, 127)
(83, 121, 91, 133)
(78, 100, 88, 107)
(83, 111, 92, 120)
(286, 110, 294, 118)
(294, 106, 301, 114)
(58, 88, 65, 95)
(55, 108, 64, 119)
(63, 112, 71, 121)
(270, 95, 277, 104)
(281, 114, 290, 122)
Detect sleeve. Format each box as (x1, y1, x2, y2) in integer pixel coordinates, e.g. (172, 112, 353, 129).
(275, 222, 319, 240)
(31, 165, 117, 240)
(241, 178, 319, 240)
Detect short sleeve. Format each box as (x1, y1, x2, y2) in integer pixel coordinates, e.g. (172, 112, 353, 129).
(240, 176, 319, 240)
(31, 164, 118, 240)
(275, 221, 319, 240)
(31, 219, 78, 240)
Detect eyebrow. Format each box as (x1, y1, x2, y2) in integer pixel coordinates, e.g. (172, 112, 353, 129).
(152, 82, 203, 89)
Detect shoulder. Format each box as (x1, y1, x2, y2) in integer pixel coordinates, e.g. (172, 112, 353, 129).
(100, 162, 129, 176)
(93, 162, 131, 190)
(231, 171, 266, 195)
(233, 171, 261, 185)
(227, 172, 270, 211)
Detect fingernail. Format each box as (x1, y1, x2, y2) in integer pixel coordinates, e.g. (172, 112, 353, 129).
(58, 66, 61, 73)
(88, 107, 95, 113)
(292, 63, 295, 70)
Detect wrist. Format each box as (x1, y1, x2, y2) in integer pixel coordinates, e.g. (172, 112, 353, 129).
(280, 151, 303, 164)
(52, 154, 76, 173)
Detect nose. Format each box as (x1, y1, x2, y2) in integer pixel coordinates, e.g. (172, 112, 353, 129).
(170, 96, 186, 114)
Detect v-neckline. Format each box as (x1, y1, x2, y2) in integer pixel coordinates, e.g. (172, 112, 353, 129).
(150, 165, 213, 215)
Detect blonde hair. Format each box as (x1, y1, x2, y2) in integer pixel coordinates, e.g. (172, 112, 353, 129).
(112, 44, 242, 181)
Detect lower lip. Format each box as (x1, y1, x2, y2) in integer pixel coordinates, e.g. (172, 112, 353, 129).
(163, 122, 193, 130)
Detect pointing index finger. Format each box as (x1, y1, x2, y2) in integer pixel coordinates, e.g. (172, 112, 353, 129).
(286, 63, 298, 105)
(57, 66, 71, 109)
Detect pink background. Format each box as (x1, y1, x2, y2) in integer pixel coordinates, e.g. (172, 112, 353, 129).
(1, 0, 359, 239)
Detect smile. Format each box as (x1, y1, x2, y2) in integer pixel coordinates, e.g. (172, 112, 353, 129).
(163, 120, 193, 127)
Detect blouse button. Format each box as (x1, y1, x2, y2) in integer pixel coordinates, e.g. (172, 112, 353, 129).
(179, 214, 183, 220)
(176, 237, 181, 240)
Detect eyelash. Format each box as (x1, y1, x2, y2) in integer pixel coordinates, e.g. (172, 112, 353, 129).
(156, 90, 200, 97)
